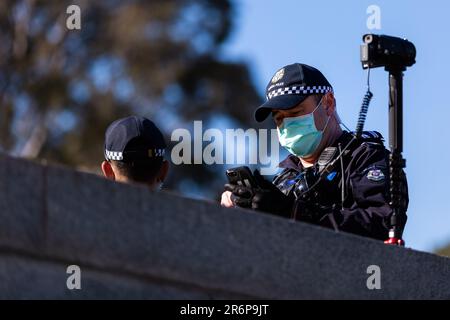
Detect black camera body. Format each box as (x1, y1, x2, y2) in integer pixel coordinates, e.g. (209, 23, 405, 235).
(360, 34, 416, 70)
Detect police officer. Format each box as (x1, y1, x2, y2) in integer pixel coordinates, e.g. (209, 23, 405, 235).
(221, 63, 408, 241)
(101, 115, 169, 190)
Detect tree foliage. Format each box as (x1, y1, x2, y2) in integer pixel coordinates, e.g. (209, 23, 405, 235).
(0, 0, 263, 197)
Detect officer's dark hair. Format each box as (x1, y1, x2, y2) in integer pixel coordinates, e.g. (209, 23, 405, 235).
(110, 158, 164, 183)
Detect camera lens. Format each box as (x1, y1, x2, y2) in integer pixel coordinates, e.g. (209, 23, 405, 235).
(364, 34, 373, 43)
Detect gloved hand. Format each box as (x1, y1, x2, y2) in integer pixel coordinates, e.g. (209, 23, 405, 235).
(223, 183, 254, 208)
(224, 169, 293, 218)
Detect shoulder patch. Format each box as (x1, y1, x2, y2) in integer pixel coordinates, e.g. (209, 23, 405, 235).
(366, 169, 385, 182)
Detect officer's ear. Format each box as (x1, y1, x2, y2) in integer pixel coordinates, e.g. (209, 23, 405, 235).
(323, 92, 336, 116)
(101, 160, 116, 181)
(156, 160, 169, 183)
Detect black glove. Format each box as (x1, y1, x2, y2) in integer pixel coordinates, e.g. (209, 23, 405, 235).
(223, 182, 254, 208)
(224, 169, 293, 218)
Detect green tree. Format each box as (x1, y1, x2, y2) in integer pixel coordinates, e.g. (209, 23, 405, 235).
(434, 243, 450, 257)
(0, 0, 263, 198)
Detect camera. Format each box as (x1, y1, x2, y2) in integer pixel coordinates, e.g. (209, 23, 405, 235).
(358, 33, 416, 245)
(360, 34, 416, 70)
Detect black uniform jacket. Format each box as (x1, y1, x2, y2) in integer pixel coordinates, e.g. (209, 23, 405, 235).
(273, 131, 408, 240)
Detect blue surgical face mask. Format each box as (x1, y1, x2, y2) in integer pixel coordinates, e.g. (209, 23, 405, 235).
(277, 97, 331, 157)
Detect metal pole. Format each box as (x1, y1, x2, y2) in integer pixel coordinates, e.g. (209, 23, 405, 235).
(386, 67, 406, 245)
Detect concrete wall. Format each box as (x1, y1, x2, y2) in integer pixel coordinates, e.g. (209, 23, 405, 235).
(0, 154, 449, 299)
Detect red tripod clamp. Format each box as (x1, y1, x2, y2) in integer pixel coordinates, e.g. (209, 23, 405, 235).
(384, 229, 405, 246)
(384, 237, 405, 246)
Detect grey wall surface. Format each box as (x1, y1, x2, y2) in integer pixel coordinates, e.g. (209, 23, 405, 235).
(0, 154, 449, 299)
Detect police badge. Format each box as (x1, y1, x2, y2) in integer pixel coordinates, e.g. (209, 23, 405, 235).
(366, 168, 385, 182)
(271, 68, 285, 83)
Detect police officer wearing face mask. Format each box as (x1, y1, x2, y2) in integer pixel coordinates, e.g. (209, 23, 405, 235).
(221, 63, 408, 241)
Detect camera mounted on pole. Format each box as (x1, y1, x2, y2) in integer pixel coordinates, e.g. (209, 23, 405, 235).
(358, 34, 416, 246)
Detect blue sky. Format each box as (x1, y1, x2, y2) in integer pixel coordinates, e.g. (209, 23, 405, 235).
(221, 0, 450, 252)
